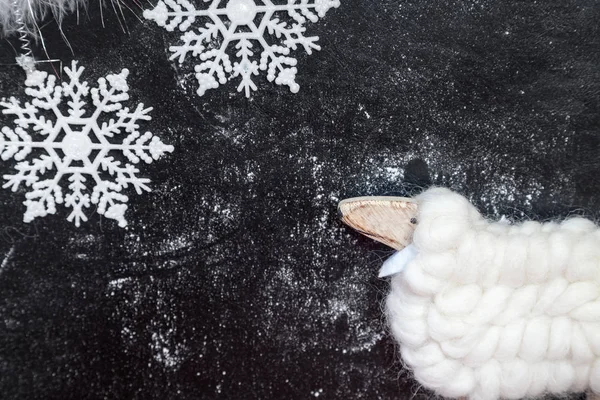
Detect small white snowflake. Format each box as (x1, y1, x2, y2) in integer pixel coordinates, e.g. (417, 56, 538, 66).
(144, 0, 340, 97)
(0, 61, 174, 227)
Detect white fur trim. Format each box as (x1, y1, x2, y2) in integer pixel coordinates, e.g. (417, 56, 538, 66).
(0, 0, 83, 37)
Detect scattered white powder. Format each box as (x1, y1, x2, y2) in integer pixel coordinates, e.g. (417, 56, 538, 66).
(151, 331, 186, 369)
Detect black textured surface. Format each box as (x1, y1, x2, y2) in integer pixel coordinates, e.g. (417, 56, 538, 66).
(0, 1, 599, 399)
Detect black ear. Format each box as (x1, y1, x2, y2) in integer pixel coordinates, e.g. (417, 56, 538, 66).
(338, 196, 418, 250)
(404, 158, 432, 189)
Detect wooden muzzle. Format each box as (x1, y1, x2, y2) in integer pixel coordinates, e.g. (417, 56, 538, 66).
(338, 196, 419, 251)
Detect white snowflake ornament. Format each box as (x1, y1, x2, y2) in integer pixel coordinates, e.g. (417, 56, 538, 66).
(0, 61, 174, 228)
(144, 0, 340, 97)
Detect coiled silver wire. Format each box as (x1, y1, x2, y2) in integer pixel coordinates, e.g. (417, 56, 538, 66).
(11, 0, 38, 73)
(12, 0, 33, 58)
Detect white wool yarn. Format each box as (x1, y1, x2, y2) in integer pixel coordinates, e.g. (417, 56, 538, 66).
(0, 0, 82, 37)
(385, 187, 600, 400)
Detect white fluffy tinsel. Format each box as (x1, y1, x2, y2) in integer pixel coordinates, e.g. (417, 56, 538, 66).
(0, 0, 83, 37)
(386, 188, 600, 400)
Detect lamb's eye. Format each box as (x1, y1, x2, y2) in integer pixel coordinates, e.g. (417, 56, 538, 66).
(410, 218, 418, 225)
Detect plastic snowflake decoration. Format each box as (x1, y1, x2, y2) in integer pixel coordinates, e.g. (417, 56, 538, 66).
(144, 0, 340, 97)
(0, 61, 174, 227)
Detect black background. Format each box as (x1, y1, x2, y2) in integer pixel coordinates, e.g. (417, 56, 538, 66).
(0, 1, 599, 399)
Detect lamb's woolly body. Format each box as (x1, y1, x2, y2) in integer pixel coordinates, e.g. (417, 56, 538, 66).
(386, 188, 600, 400)
(0, 0, 82, 37)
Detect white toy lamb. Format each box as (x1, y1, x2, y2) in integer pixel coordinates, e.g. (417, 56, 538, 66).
(339, 187, 600, 400)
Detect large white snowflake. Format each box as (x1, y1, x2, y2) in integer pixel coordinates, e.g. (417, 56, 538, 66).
(0, 61, 174, 227)
(144, 0, 340, 97)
